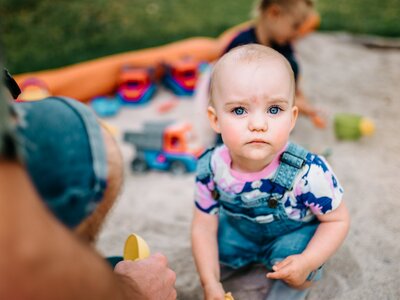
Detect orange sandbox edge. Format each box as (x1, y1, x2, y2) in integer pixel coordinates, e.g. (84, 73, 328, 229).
(14, 13, 319, 102)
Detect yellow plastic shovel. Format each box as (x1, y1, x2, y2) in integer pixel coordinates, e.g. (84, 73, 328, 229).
(123, 233, 151, 261)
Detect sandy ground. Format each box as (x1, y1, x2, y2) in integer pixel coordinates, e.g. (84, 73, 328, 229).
(95, 32, 400, 299)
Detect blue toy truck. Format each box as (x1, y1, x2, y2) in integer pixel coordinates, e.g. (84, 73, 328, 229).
(123, 121, 203, 174)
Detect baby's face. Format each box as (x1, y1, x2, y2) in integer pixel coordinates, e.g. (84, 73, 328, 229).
(264, 2, 312, 45)
(209, 58, 297, 172)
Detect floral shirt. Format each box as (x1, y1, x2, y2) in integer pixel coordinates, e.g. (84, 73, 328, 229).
(194, 144, 344, 221)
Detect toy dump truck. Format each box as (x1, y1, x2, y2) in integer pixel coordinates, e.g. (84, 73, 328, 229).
(123, 121, 203, 174)
(117, 66, 156, 105)
(163, 57, 200, 96)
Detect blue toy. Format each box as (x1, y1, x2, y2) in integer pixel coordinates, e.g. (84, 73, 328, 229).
(90, 96, 121, 117)
(123, 121, 204, 174)
(117, 66, 157, 105)
(162, 58, 200, 97)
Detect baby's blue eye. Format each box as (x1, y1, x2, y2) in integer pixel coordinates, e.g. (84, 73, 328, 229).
(269, 106, 281, 115)
(233, 107, 246, 115)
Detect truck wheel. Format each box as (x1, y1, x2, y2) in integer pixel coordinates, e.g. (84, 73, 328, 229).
(131, 158, 148, 172)
(169, 161, 187, 175)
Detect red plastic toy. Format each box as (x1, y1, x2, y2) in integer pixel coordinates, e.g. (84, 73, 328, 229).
(117, 66, 156, 105)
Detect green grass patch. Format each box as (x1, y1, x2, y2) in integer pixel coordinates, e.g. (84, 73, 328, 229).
(1, 0, 399, 74)
(316, 0, 400, 37)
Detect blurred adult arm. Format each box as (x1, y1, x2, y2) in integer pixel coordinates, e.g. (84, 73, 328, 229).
(0, 161, 176, 299)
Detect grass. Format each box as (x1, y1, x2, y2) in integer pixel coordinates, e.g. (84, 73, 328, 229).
(317, 0, 400, 37)
(1, 0, 399, 74)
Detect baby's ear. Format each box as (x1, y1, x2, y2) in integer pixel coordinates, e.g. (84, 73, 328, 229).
(290, 105, 299, 132)
(207, 106, 221, 133)
(266, 3, 283, 18)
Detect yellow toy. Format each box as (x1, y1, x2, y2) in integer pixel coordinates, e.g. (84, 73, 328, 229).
(123, 233, 151, 261)
(116, 234, 234, 298)
(334, 113, 375, 140)
(106, 233, 150, 267)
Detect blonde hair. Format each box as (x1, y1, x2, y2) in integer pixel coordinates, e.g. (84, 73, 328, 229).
(209, 44, 295, 106)
(251, 0, 314, 18)
(259, 0, 313, 10)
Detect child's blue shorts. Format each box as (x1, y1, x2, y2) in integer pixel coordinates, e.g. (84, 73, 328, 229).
(14, 97, 108, 228)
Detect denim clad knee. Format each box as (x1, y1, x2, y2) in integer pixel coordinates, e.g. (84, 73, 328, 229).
(217, 184, 323, 281)
(14, 97, 108, 228)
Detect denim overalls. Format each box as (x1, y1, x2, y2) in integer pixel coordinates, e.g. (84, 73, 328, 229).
(197, 143, 321, 280)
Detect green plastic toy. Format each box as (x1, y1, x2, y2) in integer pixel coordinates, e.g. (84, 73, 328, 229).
(334, 113, 375, 140)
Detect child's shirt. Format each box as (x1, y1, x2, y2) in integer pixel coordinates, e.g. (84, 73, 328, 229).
(224, 27, 299, 82)
(194, 144, 344, 222)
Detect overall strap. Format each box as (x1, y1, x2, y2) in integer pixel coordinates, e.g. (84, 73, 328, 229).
(273, 142, 309, 191)
(196, 147, 214, 183)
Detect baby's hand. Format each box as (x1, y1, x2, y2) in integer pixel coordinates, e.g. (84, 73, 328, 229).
(295, 91, 327, 129)
(266, 254, 311, 287)
(311, 113, 327, 129)
(203, 281, 226, 300)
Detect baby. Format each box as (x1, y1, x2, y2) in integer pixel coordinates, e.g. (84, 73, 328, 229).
(224, 0, 326, 129)
(191, 44, 350, 299)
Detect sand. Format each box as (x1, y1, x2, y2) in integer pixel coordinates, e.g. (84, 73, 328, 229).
(96, 32, 400, 299)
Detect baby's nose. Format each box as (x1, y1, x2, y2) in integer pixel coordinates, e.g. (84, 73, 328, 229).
(249, 113, 267, 131)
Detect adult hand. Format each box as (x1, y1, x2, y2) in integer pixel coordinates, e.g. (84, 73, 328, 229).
(203, 281, 226, 300)
(115, 253, 177, 300)
(266, 254, 312, 288)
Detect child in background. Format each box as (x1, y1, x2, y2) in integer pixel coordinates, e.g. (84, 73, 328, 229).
(224, 0, 326, 129)
(191, 45, 350, 299)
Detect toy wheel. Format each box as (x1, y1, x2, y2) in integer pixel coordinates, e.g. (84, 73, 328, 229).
(169, 161, 187, 175)
(131, 158, 148, 172)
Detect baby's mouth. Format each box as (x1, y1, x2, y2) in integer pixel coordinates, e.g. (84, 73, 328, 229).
(247, 139, 268, 145)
